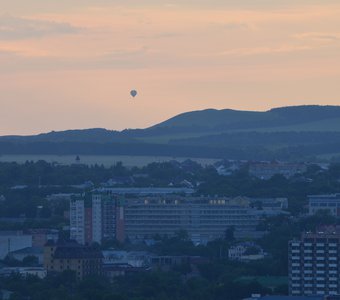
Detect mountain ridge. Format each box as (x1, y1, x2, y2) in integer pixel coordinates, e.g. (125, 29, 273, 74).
(150, 105, 340, 131)
(1, 105, 340, 161)
(2, 105, 340, 140)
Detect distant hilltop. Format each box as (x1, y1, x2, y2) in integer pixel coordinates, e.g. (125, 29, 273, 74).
(150, 105, 340, 131)
(1, 105, 340, 161)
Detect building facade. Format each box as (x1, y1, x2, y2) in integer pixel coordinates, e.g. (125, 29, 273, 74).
(70, 194, 287, 244)
(289, 231, 340, 296)
(308, 194, 340, 216)
(44, 240, 103, 280)
(70, 193, 116, 245)
(122, 197, 283, 243)
(70, 197, 85, 244)
(92, 194, 102, 243)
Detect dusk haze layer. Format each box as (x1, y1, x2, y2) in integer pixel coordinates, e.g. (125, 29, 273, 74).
(1, 0, 340, 135)
(3, 2, 340, 299)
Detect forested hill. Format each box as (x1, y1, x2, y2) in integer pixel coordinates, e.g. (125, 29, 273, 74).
(148, 105, 340, 132)
(1, 105, 340, 161)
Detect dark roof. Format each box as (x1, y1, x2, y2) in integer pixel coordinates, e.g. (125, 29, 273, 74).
(10, 247, 43, 255)
(46, 239, 103, 259)
(54, 245, 103, 259)
(45, 239, 79, 247)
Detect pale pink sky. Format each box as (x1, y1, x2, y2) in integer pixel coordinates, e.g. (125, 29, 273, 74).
(0, 0, 339, 135)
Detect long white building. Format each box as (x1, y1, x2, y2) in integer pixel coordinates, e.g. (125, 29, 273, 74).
(122, 196, 287, 243)
(70, 194, 287, 244)
(308, 194, 340, 216)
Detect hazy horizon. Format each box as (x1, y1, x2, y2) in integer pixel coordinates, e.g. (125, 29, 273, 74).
(1, 0, 340, 135)
(2, 103, 340, 136)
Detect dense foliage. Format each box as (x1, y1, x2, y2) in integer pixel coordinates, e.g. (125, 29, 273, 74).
(0, 161, 340, 222)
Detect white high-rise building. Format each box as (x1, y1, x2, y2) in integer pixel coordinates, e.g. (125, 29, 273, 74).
(70, 198, 85, 244)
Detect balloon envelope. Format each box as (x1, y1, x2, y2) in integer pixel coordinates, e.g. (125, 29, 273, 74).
(130, 90, 137, 97)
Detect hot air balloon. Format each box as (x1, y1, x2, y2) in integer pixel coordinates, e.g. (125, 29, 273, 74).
(130, 90, 137, 98)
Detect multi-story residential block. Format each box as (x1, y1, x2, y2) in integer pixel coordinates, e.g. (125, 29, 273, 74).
(289, 230, 340, 296)
(116, 199, 126, 243)
(92, 194, 102, 244)
(70, 193, 116, 245)
(44, 240, 103, 280)
(70, 197, 85, 245)
(308, 194, 340, 216)
(101, 195, 116, 241)
(84, 207, 93, 244)
(70, 193, 287, 245)
(121, 197, 284, 243)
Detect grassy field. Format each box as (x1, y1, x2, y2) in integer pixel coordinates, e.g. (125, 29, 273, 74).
(0, 154, 218, 168)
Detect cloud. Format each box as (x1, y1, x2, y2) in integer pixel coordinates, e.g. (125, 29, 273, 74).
(0, 45, 153, 73)
(199, 45, 314, 58)
(0, 15, 80, 40)
(3, 0, 340, 15)
(294, 32, 340, 42)
(209, 21, 250, 30)
(135, 32, 185, 40)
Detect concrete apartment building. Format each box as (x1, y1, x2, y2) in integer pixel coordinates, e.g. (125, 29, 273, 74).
(308, 194, 340, 216)
(121, 196, 287, 243)
(70, 194, 116, 245)
(70, 194, 287, 244)
(92, 194, 102, 243)
(123, 197, 261, 242)
(289, 230, 340, 296)
(70, 197, 85, 245)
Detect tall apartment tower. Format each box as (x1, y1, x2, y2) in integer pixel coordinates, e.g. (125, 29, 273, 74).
(70, 193, 116, 245)
(289, 230, 340, 296)
(116, 199, 126, 243)
(70, 197, 85, 245)
(92, 194, 102, 243)
(101, 195, 116, 240)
